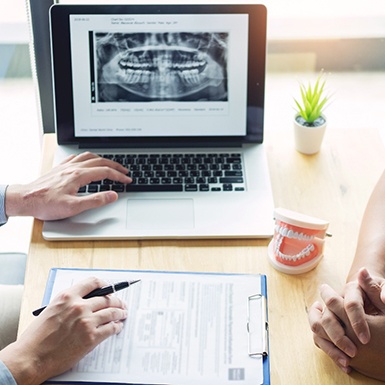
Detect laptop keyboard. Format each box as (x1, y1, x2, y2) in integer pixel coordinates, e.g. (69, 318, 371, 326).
(79, 152, 246, 193)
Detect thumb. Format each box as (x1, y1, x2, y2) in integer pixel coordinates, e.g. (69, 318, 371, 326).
(358, 268, 385, 312)
(75, 191, 118, 212)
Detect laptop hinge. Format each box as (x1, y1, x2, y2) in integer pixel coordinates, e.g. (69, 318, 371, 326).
(78, 141, 244, 149)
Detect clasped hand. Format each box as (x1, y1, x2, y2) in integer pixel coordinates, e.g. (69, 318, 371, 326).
(308, 267, 385, 380)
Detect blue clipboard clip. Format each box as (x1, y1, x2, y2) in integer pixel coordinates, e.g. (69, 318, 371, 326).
(247, 294, 269, 358)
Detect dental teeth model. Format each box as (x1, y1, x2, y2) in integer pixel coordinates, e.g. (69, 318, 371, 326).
(267, 208, 329, 274)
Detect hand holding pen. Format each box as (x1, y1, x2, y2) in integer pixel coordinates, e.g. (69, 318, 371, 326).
(32, 279, 140, 316)
(0, 277, 133, 384)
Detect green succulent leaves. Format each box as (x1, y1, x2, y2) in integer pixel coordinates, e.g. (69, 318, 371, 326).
(294, 72, 329, 124)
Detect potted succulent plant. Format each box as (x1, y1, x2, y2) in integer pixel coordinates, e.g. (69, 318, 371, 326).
(293, 71, 330, 154)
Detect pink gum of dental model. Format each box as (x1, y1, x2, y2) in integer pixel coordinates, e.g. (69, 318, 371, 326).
(268, 208, 329, 274)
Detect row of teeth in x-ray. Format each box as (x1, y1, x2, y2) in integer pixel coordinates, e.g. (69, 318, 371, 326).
(119, 68, 204, 85)
(117, 49, 209, 85)
(118, 52, 207, 71)
(119, 58, 207, 72)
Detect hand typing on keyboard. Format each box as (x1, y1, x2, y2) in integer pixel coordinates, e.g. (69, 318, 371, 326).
(4, 152, 132, 221)
(80, 152, 245, 194)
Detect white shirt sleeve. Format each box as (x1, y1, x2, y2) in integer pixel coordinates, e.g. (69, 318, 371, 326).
(0, 185, 8, 226)
(0, 360, 17, 385)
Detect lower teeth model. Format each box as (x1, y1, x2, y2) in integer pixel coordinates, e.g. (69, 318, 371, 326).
(268, 208, 329, 274)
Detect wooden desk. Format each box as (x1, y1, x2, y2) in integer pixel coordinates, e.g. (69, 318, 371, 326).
(19, 128, 385, 384)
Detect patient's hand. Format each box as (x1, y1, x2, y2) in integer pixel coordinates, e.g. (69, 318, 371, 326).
(348, 314, 385, 381)
(345, 268, 385, 380)
(309, 268, 385, 379)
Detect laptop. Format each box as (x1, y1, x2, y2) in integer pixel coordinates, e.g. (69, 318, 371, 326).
(42, 3, 274, 240)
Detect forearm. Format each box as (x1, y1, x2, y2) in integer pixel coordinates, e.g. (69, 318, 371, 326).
(347, 169, 385, 281)
(0, 343, 41, 385)
(4, 185, 33, 218)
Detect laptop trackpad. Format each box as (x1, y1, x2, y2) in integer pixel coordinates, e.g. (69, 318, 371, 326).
(126, 199, 194, 230)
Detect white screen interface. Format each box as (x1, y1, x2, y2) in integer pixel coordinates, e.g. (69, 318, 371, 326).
(69, 13, 249, 137)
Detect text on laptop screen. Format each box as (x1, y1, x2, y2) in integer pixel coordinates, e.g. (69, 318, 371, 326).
(69, 13, 249, 138)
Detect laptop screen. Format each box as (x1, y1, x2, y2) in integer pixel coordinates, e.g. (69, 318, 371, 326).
(50, 4, 267, 147)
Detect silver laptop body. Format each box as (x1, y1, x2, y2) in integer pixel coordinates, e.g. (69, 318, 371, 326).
(42, 3, 274, 240)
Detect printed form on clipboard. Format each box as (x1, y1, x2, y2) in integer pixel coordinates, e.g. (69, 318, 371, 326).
(42, 268, 270, 385)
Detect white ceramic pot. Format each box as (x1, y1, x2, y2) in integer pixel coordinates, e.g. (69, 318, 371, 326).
(293, 114, 327, 155)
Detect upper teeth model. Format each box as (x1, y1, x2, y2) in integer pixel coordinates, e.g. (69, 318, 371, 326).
(268, 208, 329, 274)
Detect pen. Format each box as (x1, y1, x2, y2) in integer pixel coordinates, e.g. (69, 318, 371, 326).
(32, 279, 141, 316)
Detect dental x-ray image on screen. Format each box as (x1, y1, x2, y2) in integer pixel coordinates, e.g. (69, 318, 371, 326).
(95, 32, 228, 102)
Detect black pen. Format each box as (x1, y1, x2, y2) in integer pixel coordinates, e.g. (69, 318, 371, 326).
(32, 279, 141, 316)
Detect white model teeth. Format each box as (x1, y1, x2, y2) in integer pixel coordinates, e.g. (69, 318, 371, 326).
(274, 225, 314, 241)
(274, 234, 315, 262)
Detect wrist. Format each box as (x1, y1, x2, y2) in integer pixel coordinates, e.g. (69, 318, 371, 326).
(347, 266, 385, 283)
(4, 185, 31, 218)
(0, 342, 42, 385)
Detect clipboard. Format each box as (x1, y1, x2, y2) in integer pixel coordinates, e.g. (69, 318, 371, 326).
(247, 275, 270, 385)
(40, 268, 270, 385)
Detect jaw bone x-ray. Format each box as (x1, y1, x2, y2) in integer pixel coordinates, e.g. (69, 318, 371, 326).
(96, 32, 228, 102)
